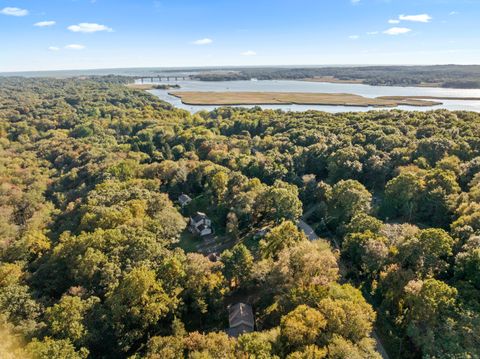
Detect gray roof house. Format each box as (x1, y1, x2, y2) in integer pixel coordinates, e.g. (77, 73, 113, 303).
(189, 212, 213, 237)
(178, 194, 192, 207)
(227, 303, 254, 337)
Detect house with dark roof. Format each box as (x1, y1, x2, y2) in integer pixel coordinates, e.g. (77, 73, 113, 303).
(189, 212, 213, 236)
(227, 302, 254, 337)
(178, 194, 192, 207)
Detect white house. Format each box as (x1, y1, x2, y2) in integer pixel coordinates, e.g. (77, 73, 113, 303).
(189, 212, 213, 236)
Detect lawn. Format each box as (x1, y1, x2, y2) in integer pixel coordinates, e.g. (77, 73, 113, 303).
(177, 231, 200, 253)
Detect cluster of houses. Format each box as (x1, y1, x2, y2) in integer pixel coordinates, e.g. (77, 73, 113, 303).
(178, 194, 214, 237)
(177, 195, 254, 337)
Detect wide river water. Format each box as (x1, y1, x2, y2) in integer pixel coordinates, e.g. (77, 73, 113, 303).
(143, 79, 480, 113)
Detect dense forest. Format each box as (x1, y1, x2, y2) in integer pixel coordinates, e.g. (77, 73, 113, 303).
(1, 76, 480, 359)
(190, 65, 480, 88)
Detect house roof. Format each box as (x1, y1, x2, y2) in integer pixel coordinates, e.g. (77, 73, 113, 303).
(197, 224, 210, 232)
(227, 324, 253, 338)
(178, 194, 192, 204)
(191, 212, 208, 223)
(229, 303, 254, 332)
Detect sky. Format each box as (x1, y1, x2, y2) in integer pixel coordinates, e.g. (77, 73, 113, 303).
(1, 0, 479, 72)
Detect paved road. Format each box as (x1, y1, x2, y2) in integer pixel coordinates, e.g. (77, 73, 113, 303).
(297, 215, 391, 359)
(298, 219, 319, 241)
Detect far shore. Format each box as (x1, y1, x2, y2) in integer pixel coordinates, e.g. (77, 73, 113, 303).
(303, 76, 446, 88)
(126, 83, 180, 90)
(169, 91, 449, 108)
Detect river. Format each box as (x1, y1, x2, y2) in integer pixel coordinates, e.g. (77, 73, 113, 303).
(143, 79, 480, 113)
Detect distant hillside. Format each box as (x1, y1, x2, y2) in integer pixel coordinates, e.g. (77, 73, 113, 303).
(191, 65, 480, 89)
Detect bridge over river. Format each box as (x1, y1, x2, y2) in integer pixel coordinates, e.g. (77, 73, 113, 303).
(138, 75, 193, 83)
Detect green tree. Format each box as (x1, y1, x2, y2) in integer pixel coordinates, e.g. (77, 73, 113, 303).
(260, 221, 307, 259)
(25, 337, 88, 359)
(106, 266, 176, 352)
(256, 180, 303, 224)
(237, 330, 278, 359)
(398, 228, 454, 277)
(221, 244, 254, 288)
(402, 279, 458, 357)
(280, 305, 327, 350)
(383, 172, 424, 221)
(327, 180, 372, 232)
(44, 295, 99, 345)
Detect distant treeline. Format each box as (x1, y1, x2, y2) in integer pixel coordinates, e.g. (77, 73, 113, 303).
(192, 65, 480, 88)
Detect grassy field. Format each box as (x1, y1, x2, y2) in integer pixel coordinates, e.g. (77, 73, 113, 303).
(169, 91, 444, 108)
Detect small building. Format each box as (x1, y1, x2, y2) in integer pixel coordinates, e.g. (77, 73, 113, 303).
(227, 303, 255, 337)
(253, 227, 270, 240)
(178, 194, 192, 207)
(206, 252, 220, 262)
(189, 212, 213, 236)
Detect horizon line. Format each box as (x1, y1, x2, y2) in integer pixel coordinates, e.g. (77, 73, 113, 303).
(1, 63, 480, 75)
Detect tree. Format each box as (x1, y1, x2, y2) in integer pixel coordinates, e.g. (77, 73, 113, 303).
(183, 331, 236, 359)
(454, 236, 480, 289)
(260, 221, 307, 259)
(327, 335, 381, 359)
(106, 266, 176, 352)
(317, 284, 376, 344)
(143, 335, 185, 359)
(256, 180, 303, 224)
(345, 213, 383, 236)
(182, 253, 226, 323)
(237, 330, 278, 359)
(280, 305, 327, 350)
(208, 171, 229, 203)
(269, 241, 339, 293)
(44, 295, 99, 345)
(221, 244, 254, 288)
(419, 169, 460, 227)
(326, 180, 372, 232)
(286, 345, 327, 359)
(342, 231, 388, 278)
(327, 146, 366, 182)
(402, 279, 458, 357)
(25, 337, 88, 359)
(383, 172, 423, 221)
(398, 228, 454, 277)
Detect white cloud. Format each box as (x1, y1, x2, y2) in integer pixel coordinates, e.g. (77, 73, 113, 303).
(367, 31, 379, 35)
(449, 11, 459, 16)
(35, 21, 56, 27)
(351, 0, 360, 4)
(399, 14, 432, 23)
(0, 7, 28, 16)
(241, 50, 257, 56)
(192, 38, 213, 45)
(388, 19, 400, 24)
(48, 46, 60, 51)
(383, 27, 412, 35)
(349, 35, 359, 40)
(65, 44, 86, 50)
(68, 23, 113, 33)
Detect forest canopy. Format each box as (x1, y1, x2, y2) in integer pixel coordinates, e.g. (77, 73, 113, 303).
(1, 76, 479, 358)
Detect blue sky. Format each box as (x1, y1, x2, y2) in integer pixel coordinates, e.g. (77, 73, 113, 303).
(1, 0, 479, 72)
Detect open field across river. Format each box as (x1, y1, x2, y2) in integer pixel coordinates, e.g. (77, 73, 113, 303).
(169, 91, 446, 108)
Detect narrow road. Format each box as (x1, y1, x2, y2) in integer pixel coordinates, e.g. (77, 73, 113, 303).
(297, 212, 391, 359)
(297, 219, 319, 241)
